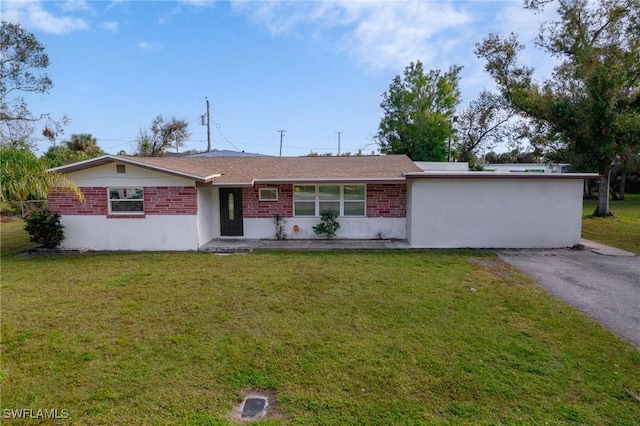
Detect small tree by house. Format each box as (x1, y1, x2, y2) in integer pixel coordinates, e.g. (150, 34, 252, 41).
(24, 209, 65, 248)
(313, 209, 341, 240)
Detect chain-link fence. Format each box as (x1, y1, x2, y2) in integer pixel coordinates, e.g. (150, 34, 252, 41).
(0, 200, 48, 218)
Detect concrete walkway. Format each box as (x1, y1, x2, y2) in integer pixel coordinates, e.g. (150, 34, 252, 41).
(199, 238, 410, 253)
(580, 238, 636, 257)
(256, 239, 410, 251)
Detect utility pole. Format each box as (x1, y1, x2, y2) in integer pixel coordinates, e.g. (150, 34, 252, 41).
(201, 98, 211, 152)
(278, 129, 286, 157)
(336, 131, 342, 156)
(205, 97, 211, 152)
(448, 116, 458, 162)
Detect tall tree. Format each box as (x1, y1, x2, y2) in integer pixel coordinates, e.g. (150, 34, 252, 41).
(134, 115, 190, 157)
(42, 145, 72, 168)
(376, 61, 462, 161)
(610, 148, 640, 200)
(0, 118, 35, 150)
(476, 0, 640, 216)
(0, 22, 54, 148)
(455, 90, 518, 162)
(0, 147, 83, 214)
(66, 133, 103, 157)
(42, 133, 104, 167)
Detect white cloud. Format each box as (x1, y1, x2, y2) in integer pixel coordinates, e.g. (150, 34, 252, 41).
(158, 0, 216, 25)
(179, 0, 215, 7)
(2, 0, 88, 34)
(231, 1, 472, 71)
(228, 0, 567, 105)
(339, 2, 472, 71)
(138, 41, 163, 51)
(59, 0, 93, 14)
(101, 21, 119, 33)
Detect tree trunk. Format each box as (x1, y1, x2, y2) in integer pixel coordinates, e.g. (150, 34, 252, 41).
(609, 183, 618, 201)
(593, 163, 612, 217)
(619, 154, 630, 201)
(583, 180, 592, 197)
(619, 169, 627, 201)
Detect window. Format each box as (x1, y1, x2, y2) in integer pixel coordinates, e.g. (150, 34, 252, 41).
(259, 188, 278, 201)
(343, 185, 366, 216)
(293, 185, 315, 216)
(319, 185, 340, 214)
(108, 188, 144, 214)
(293, 184, 365, 217)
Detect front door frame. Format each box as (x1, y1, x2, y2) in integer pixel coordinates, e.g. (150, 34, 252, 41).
(219, 187, 243, 236)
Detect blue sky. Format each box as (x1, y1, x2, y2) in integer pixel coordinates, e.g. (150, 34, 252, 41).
(3, 0, 555, 156)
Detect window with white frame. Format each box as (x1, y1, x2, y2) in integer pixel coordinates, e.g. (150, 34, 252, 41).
(293, 184, 365, 216)
(108, 188, 144, 214)
(259, 188, 278, 201)
(343, 185, 366, 216)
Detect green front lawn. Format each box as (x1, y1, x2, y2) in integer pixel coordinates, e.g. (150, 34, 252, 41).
(1, 220, 639, 424)
(582, 193, 640, 254)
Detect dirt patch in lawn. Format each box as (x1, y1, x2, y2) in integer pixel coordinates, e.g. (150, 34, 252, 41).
(468, 256, 518, 279)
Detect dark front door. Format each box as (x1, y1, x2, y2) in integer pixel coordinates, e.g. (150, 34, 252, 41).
(219, 188, 243, 236)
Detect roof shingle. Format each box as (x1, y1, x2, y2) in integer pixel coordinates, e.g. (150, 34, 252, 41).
(55, 155, 422, 184)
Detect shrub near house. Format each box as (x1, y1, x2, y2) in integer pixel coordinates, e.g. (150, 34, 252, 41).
(24, 209, 65, 248)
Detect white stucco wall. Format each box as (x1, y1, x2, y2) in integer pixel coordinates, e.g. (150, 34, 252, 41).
(407, 178, 584, 248)
(64, 162, 194, 187)
(59, 215, 199, 251)
(197, 187, 217, 245)
(243, 217, 406, 240)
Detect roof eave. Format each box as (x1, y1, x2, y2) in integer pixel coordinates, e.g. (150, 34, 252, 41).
(251, 177, 407, 184)
(404, 172, 601, 179)
(49, 155, 217, 183)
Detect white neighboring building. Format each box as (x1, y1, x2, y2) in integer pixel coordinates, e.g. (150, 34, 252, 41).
(483, 163, 572, 173)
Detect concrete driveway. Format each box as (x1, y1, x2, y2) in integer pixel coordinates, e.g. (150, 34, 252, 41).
(499, 241, 640, 347)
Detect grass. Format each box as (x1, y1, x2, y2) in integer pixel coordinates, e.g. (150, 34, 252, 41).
(1, 220, 639, 424)
(582, 193, 640, 254)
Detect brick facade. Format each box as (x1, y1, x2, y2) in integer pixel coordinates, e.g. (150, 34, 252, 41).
(242, 183, 406, 218)
(49, 187, 108, 215)
(144, 187, 197, 215)
(49, 186, 197, 216)
(50, 183, 405, 219)
(366, 183, 406, 218)
(243, 184, 293, 218)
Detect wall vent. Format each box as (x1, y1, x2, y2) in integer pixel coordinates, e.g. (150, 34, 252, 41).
(116, 164, 126, 174)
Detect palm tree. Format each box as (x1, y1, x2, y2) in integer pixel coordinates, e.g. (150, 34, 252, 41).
(0, 148, 83, 215)
(66, 133, 103, 156)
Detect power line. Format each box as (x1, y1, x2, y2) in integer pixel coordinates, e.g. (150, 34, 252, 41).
(215, 124, 240, 151)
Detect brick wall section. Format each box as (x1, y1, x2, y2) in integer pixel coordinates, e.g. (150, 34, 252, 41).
(49, 186, 197, 216)
(366, 183, 406, 218)
(144, 187, 197, 215)
(243, 184, 293, 218)
(49, 187, 108, 215)
(243, 183, 406, 218)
